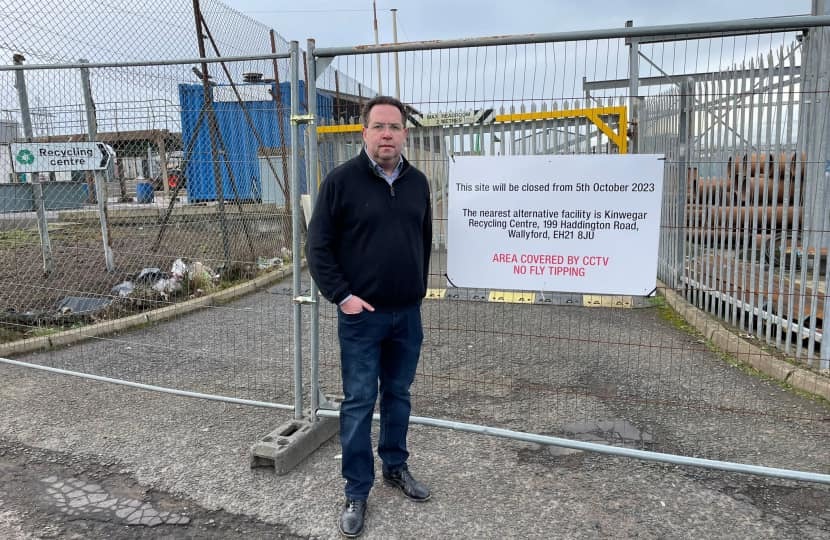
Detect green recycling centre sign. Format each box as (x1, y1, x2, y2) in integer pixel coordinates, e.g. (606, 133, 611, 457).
(10, 142, 114, 173)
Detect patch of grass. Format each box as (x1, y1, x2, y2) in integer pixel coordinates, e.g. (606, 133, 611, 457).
(28, 326, 61, 338)
(49, 224, 99, 241)
(0, 229, 39, 248)
(0, 326, 26, 344)
(0, 224, 95, 249)
(650, 294, 698, 334)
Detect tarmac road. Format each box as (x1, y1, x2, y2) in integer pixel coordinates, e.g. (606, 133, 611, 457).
(0, 276, 829, 539)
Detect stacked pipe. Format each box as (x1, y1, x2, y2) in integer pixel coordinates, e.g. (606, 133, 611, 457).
(685, 152, 806, 247)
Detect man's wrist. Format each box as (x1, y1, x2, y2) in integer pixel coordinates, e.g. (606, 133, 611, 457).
(339, 294, 353, 306)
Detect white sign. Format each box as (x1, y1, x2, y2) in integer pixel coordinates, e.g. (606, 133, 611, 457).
(417, 109, 494, 127)
(11, 142, 113, 173)
(448, 154, 665, 296)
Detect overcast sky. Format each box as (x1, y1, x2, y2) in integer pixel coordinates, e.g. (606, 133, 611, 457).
(232, 0, 813, 48)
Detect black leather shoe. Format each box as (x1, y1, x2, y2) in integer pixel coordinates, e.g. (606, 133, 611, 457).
(383, 467, 431, 502)
(339, 499, 367, 538)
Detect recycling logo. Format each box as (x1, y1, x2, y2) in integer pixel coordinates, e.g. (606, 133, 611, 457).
(15, 149, 35, 165)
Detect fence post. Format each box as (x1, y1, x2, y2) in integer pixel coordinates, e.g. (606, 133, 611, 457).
(794, 3, 830, 367)
(808, 0, 830, 369)
(289, 41, 304, 420)
(13, 54, 53, 275)
(391, 8, 401, 99)
(800, 2, 830, 248)
(79, 59, 115, 273)
(192, 0, 231, 269)
(798, 1, 830, 369)
(306, 39, 323, 422)
(626, 20, 640, 154)
(676, 78, 695, 289)
(269, 29, 292, 214)
(156, 132, 170, 199)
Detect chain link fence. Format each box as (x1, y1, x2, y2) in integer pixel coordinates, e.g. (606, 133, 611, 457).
(0, 1, 314, 406)
(0, 0, 363, 344)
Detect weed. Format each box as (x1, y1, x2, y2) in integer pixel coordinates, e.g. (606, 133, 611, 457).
(0, 229, 39, 248)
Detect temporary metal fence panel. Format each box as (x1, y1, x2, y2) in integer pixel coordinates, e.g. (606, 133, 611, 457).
(0, 49, 304, 408)
(0, 0, 372, 412)
(307, 17, 830, 478)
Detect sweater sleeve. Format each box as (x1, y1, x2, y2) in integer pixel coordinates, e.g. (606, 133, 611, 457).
(305, 177, 351, 305)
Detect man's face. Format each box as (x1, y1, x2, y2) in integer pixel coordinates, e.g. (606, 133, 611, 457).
(362, 104, 407, 169)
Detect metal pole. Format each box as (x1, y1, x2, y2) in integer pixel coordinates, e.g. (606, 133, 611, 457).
(13, 54, 53, 275)
(289, 41, 304, 420)
(373, 0, 383, 94)
(391, 8, 400, 99)
(12, 55, 33, 142)
(626, 21, 640, 154)
(794, 1, 830, 366)
(676, 78, 694, 289)
(270, 29, 292, 209)
(306, 39, 322, 422)
(806, 0, 830, 369)
(0, 356, 295, 412)
(79, 59, 115, 272)
(157, 133, 170, 199)
(334, 70, 342, 120)
(312, 409, 830, 486)
(192, 0, 231, 268)
(315, 15, 830, 58)
(147, 143, 153, 178)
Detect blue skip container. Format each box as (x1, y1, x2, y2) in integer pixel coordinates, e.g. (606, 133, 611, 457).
(136, 181, 154, 204)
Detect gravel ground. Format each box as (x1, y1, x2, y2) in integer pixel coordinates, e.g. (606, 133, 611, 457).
(1, 271, 829, 539)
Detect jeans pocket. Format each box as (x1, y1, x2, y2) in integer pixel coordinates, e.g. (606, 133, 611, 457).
(339, 309, 368, 324)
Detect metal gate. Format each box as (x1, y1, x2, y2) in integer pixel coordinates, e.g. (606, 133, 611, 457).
(301, 15, 830, 483)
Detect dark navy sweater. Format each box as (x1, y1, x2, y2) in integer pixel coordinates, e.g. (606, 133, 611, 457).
(306, 150, 432, 310)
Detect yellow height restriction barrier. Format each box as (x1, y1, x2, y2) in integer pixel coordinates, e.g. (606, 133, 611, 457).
(494, 106, 628, 154)
(316, 105, 628, 154)
(317, 124, 363, 134)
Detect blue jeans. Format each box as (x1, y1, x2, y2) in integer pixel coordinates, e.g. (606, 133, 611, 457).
(337, 303, 423, 500)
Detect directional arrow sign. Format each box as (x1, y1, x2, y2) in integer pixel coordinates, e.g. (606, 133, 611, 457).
(10, 142, 114, 173)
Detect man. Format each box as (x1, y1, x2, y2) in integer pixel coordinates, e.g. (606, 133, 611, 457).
(306, 95, 433, 538)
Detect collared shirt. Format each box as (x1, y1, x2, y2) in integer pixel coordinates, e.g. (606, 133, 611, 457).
(367, 153, 404, 186)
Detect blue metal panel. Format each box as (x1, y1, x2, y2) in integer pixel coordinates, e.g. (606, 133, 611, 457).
(178, 80, 332, 203)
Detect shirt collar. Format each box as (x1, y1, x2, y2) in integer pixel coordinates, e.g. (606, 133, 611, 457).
(366, 152, 404, 176)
